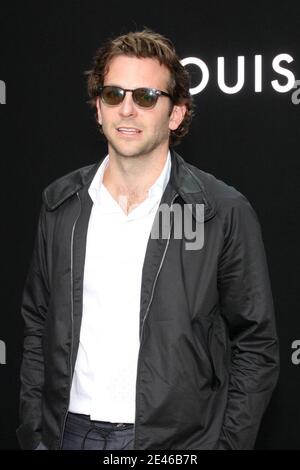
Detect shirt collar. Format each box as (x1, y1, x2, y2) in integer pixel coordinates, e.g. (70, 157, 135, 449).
(88, 154, 109, 204)
(88, 150, 171, 205)
(148, 150, 171, 198)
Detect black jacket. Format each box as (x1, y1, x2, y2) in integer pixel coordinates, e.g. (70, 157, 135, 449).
(17, 150, 279, 450)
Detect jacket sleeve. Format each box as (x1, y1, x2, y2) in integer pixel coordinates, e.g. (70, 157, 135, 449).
(16, 202, 49, 450)
(216, 195, 280, 450)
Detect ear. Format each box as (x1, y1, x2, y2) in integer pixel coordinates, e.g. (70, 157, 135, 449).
(96, 97, 102, 125)
(168, 104, 187, 131)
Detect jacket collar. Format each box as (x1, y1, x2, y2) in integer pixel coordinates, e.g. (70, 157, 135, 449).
(43, 149, 216, 221)
(169, 150, 216, 221)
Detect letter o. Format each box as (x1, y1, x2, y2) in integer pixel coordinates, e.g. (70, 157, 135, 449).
(181, 57, 209, 95)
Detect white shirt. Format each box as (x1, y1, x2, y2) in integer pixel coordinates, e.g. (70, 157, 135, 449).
(69, 151, 171, 423)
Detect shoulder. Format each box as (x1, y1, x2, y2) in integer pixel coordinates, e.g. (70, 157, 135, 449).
(181, 159, 261, 234)
(41, 161, 101, 210)
(185, 160, 256, 215)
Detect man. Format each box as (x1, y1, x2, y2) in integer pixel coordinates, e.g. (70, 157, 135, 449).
(17, 29, 279, 450)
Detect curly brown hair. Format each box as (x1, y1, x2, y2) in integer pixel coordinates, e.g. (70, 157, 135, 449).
(84, 28, 194, 146)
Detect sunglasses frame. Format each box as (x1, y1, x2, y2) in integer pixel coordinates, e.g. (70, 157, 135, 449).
(98, 85, 172, 108)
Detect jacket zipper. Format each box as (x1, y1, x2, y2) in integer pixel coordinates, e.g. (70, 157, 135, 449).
(58, 191, 81, 449)
(133, 193, 178, 450)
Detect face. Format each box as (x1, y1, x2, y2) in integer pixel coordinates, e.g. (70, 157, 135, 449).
(96, 55, 186, 160)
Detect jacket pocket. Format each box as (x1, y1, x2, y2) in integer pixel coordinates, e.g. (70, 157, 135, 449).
(207, 311, 230, 389)
(192, 318, 220, 391)
(207, 321, 222, 391)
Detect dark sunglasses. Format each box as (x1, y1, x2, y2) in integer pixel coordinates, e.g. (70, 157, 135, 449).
(98, 85, 172, 108)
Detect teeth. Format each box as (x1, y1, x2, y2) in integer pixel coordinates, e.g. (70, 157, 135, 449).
(118, 128, 140, 133)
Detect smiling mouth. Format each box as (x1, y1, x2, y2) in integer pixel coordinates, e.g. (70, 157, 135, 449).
(116, 127, 142, 136)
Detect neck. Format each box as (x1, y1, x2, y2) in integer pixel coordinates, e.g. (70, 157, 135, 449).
(102, 147, 169, 200)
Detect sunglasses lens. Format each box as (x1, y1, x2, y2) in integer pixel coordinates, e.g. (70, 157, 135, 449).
(133, 88, 158, 108)
(101, 86, 124, 105)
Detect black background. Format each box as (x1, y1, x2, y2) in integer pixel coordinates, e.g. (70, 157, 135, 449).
(0, 0, 299, 449)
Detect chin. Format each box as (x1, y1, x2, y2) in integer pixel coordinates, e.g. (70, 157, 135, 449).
(109, 141, 149, 159)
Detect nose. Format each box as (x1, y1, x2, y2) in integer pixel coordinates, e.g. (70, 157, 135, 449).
(118, 90, 137, 117)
